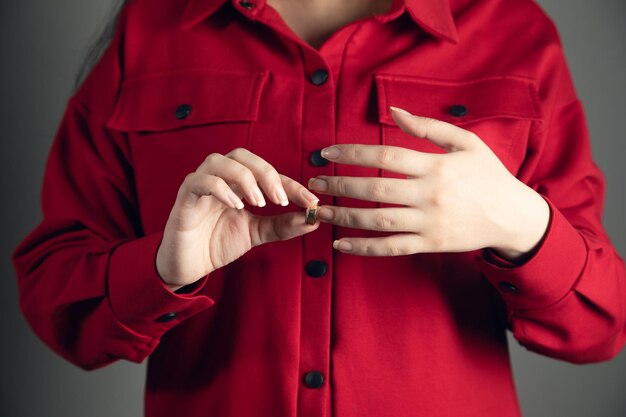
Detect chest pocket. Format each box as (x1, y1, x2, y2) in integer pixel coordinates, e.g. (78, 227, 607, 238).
(374, 73, 543, 179)
(104, 68, 269, 231)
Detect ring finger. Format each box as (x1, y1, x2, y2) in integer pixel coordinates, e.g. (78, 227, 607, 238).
(315, 206, 421, 232)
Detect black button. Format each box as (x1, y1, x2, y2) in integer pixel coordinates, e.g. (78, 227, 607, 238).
(306, 260, 328, 277)
(310, 69, 329, 85)
(239, 1, 254, 9)
(449, 104, 468, 117)
(175, 104, 192, 120)
(498, 281, 519, 294)
(303, 371, 324, 388)
(156, 312, 178, 322)
(309, 150, 329, 167)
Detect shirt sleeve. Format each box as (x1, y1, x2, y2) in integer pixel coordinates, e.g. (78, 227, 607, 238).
(475, 32, 626, 364)
(10, 3, 215, 371)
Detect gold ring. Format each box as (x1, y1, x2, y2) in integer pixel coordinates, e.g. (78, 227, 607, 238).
(305, 206, 318, 225)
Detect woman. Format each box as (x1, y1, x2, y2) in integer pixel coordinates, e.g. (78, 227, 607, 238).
(11, 0, 626, 416)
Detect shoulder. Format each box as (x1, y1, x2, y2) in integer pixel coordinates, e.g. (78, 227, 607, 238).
(72, 0, 186, 113)
(452, 0, 574, 103)
(451, 0, 562, 44)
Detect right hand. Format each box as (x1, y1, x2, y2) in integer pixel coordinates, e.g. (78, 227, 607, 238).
(156, 148, 321, 291)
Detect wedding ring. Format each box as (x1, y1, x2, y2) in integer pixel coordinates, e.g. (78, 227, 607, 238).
(305, 206, 319, 225)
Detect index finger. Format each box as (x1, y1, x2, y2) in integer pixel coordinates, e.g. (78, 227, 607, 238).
(319, 144, 438, 176)
(279, 174, 320, 209)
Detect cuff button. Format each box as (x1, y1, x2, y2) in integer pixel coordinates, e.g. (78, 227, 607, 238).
(156, 312, 178, 322)
(498, 281, 519, 294)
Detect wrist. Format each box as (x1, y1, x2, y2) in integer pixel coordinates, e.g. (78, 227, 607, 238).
(490, 185, 550, 263)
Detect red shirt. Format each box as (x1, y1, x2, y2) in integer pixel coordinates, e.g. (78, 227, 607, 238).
(11, 0, 626, 416)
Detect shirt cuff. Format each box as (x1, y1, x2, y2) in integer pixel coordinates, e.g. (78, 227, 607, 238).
(475, 196, 588, 311)
(108, 229, 215, 339)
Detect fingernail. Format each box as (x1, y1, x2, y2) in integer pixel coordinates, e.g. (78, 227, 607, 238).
(321, 146, 340, 159)
(274, 185, 289, 206)
(317, 206, 333, 221)
(389, 105, 412, 116)
(301, 187, 320, 204)
(308, 178, 328, 192)
(333, 240, 353, 252)
(253, 186, 266, 207)
(229, 193, 245, 210)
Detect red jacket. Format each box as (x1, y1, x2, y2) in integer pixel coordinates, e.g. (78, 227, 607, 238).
(11, 0, 626, 416)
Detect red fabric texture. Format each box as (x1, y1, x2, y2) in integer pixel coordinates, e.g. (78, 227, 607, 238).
(11, 0, 626, 416)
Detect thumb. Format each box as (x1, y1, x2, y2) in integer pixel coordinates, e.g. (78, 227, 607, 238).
(252, 211, 320, 247)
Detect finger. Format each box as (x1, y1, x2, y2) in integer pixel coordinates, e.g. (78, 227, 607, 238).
(319, 143, 437, 177)
(314, 206, 421, 232)
(228, 176, 320, 209)
(389, 106, 480, 152)
(280, 174, 320, 208)
(226, 147, 291, 206)
(307, 175, 421, 206)
(178, 172, 245, 209)
(251, 211, 321, 247)
(332, 233, 422, 256)
(196, 152, 266, 207)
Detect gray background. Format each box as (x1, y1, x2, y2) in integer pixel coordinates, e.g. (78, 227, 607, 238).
(1, 0, 625, 416)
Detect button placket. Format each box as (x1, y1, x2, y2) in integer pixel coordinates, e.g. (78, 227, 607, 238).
(298, 53, 334, 417)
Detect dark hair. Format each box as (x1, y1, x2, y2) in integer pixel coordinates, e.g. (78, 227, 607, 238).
(73, 0, 130, 93)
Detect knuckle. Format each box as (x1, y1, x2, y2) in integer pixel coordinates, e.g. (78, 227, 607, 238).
(368, 179, 388, 199)
(334, 178, 348, 196)
(419, 117, 438, 138)
(386, 245, 403, 256)
(183, 172, 196, 184)
(229, 147, 247, 156)
(350, 145, 363, 161)
(259, 163, 277, 176)
(376, 146, 397, 166)
(465, 130, 480, 143)
(363, 242, 381, 256)
(339, 209, 355, 227)
(427, 189, 445, 207)
(374, 213, 394, 231)
(204, 152, 222, 163)
(238, 169, 256, 184)
(427, 233, 446, 251)
(431, 157, 448, 176)
(426, 228, 448, 252)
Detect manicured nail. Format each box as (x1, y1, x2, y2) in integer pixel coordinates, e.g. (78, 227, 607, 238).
(389, 105, 412, 116)
(274, 185, 289, 206)
(253, 186, 266, 207)
(301, 187, 320, 204)
(321, 146, 340, 159)
(229, 193, 245, 210)
(316, 206, 334, 221)
(308, 178, 328, 192)
(333, 240, 353, 252)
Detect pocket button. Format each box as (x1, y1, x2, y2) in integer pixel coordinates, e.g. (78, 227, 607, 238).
(448, 104, 468, 117)
(175, 104, 192, 120)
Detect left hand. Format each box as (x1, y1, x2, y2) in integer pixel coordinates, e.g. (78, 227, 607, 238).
(307, 106, 550, 262)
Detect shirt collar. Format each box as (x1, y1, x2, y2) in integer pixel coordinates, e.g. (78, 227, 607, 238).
(180, 0, 459, 44)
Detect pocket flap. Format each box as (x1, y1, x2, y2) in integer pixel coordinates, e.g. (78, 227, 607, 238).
(106, 68, 270, 132)
(375, 73, 543, 126)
